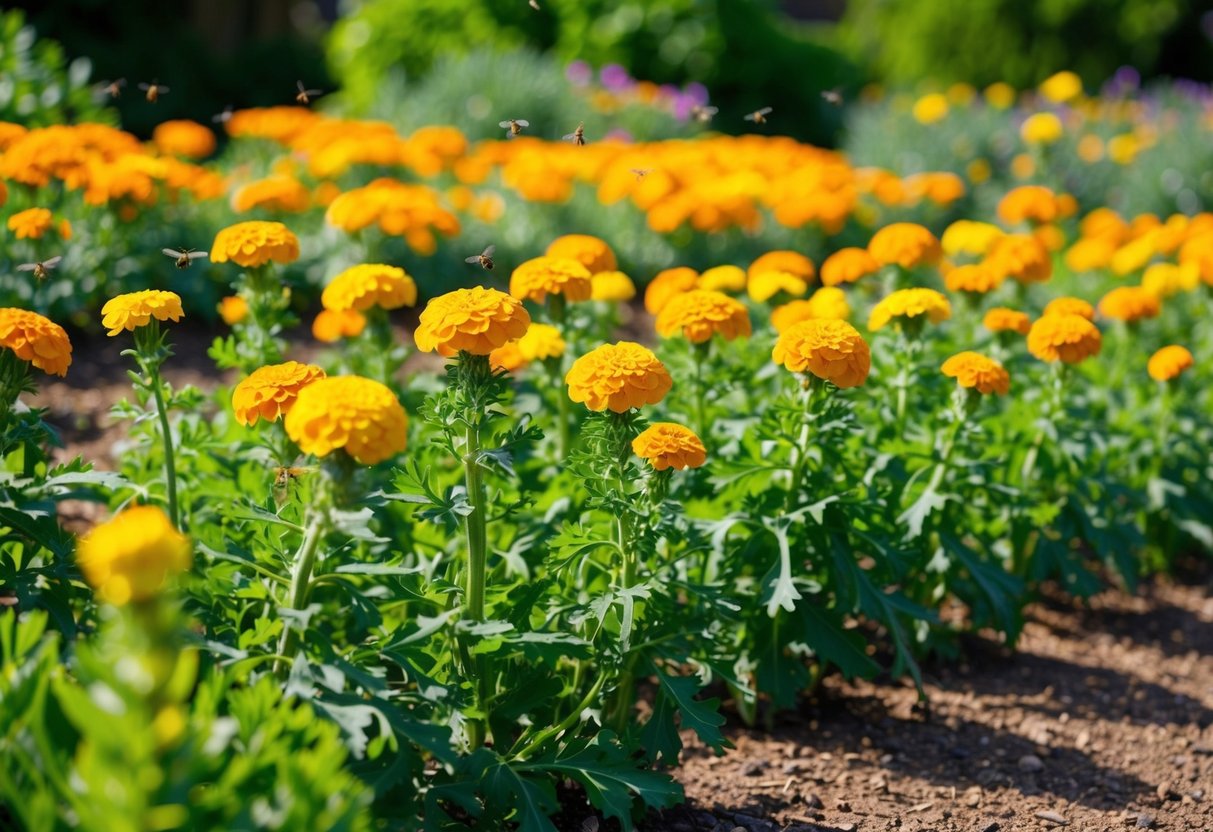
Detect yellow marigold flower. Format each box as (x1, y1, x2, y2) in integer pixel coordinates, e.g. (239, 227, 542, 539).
(152, 119, 216, 159)
(565, 341, 673, 412)
(414, 286, 531, 357)
(101, 291, 184, 337)
(644, 267, 699, 315)
(748, 250, 816, 284)
(1109, 235, 1155, 276)
(1077, 134, 1105, 163)
(747, 270, 810, 303)
(998, 185, 1064, 226)
(58, 219, 72, 241)
(1027, 314, 1102, 363)
(1043, 297, 1095, 321)
(489, 341, 526, 372)
(510, 256, 593, 304)
(697, 265, 747, 293)
(912, 93, 949, 124)
(1097, 286, 1160, 323)
(0, 308, 72, 376)
(983, 307, 1031, 335)
(941, 351, 1010, 395)
(1142, 262, 1200, 298)
(321, 264, 417, 312)
(656, 289, 751, 344)
(986, 234, 1052, 284)
(545, 234, 617, 275)
(1064, 237, 1117, 273)
(76, 505, 191, 605)
(284, 376, 407, 465)
(772, 318, 870, 388)
(770, 287, 851, 333)
(312, 309, 367, 342)
(867, 288, 952, 332)
(210, 221, 300, 269)
(820, 247, 879, 287)
(1039, 71, 1082, 103)
(1107, 133, 1139, 164)
(1147, 345, 1194, 382)
(1021, 112, 1063, 145)
(944, 263, 1004, 294)
(231, 175, 311, 213)
(232, 361, 326, 426)
(7, 207, 53, 240)
(868, 223, 942, 269)
(632, 423, 707, 471)
(591, 270, 637, 302)
(218, 296, 248, 326)
(941, 220, 1004, 257)
(984, 82, 1016, 109)
(516, 323, 566, 361)
(1033, 224, 1066, 252)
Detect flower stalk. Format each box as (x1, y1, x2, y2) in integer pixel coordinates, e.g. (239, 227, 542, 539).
(132, 322, 180, 528)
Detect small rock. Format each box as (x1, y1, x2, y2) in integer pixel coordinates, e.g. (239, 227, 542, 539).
(963, 787, 983, 807)
(803, 794, 823, 809)
(837, 801, 852, 812)
(1034, 809, 1069, 826)
(837, 824, 856, 832)
(1135, 813, 1155, 829)
(1019, 754, 1045, 773)
(979, 823, 1000, 832)
(740, 760, 766, 777)
(1156, 782, 1175, 801)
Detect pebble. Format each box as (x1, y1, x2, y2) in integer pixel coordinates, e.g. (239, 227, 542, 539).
(979, 823, 1000, 832)
(1156, 781, 1175, 801)
(803, 794, 823, 809)
(1135, 813, 1155, 829)
(740, 760, 766, 777)
(1034, 809, 1069, 826)
(1018, 754, 1045, 773)
(837, 824, 856, 832)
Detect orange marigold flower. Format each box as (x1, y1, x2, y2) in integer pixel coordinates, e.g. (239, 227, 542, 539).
(697, 265, 747, 293)
(0, 308, 72, 376)
(644, 267, 699, 315)
(772, 318, 870, 388)
(997, 185, 1065, 226)
(770, 287, 851, 333)
(101, 291, 184, 336)
(284, 376, 408, 465)
(941, 351, 1010, 395)
(655, 289, 751, 344)
(944, 263, 1004, 294)
(76, 505, 191, 605)
(941, 221, 1004, 257)
(986, 233, 1052, 283)
(7, 207, 53, 240)
(312, 309, 367, 342)
(747, 270, 810, 303)
(218, 296, 248, 325)
(632, 422, 707, 471)
(545, 234, 618, 275)
(868, 223, 942, 270)
(748, 250, 816, 283)
(509, 256, 593, 304)
(210, 221, 300, 269)
(1043, 296, 1095, 321)
(231, 175, 311, 213)
(489, 341, 526, 372)
(516, 323, 566, 361)
(1027, 314, 1102, 363)
(590, 270, 636, 302)
(565, 341, 673, 412)
(321, 264, 417, 312)
(983, 307, 1031, 335)
(1064, 237, 1117, 273)
(820, 247, 879, 287)
(414, 286, 531, 357)
(867, 288, 952, 332)
(152, 119, 216, 159)
(1097, 286, 1161, 323)
(232, 361, 326, 426)
(1147, 345, 1194, 382)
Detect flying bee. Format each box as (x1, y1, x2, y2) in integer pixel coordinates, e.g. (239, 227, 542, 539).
(563, 122, 586, 146)
(138, 80, 168, 103)
(212, 105, 234, 125)
(464, 245, 496, 271)
(821, 88, 843, 106)
(295, 80, 323, 106)
(744, 106, 773, 125)
(163, 247, 208, 270)
(630, 167, 653, 181)
(98, 78, 126, 99)
(499, 118, 529, 139)
(272, 465, 313, 490)
(17, 256, 62, 281)
(689, 104, 718, 124)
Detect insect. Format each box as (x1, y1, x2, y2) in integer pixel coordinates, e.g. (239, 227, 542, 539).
(630, 168, 653, 181)
(464, 245, 496, 271)
(138, 80, 169, 103)
(744, 106, 773, 125)
(212, 105, 234, 125)
(499, 118, 529, 139)
(821, 88, 843, 106)
(295, 80, 323, 106)
(273, 466, 312, 489)
(163, 247, 208, 270)
(563, 122, 586, 146)
(98, 78, 126, 99)
(689, 104, 718, 124)
(17, 256, 62, 281)
(528, 0, 541, 8)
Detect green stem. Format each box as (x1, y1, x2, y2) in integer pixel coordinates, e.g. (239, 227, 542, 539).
(148, 368, 179, 528)
(785, 377, 822, 513)
(276, 509, 327, 672)
(693, 342, 710, 443)
(513, 671, 608, 760)
(463, 417, 490, 749)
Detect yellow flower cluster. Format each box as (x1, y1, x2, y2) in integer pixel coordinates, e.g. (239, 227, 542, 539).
(632, 423, 707, 471)
(565, 342, 673, 412)
(232, 362, 327, 426)
(490, 323, 567, 372)
(321, 264, 418, 312)
(77, 505, 192, 605)
(284, 376, 408, 465)
(325, 178, 460, 255)
(770, 288, 851, 333)
(510, 256, 594, 304)
(0, 308, 73, 376)
(867, 288, 952, 332)
(100, 291, 185, 336)
(414, 287, 531, 356)
(772, 319, 870, 388)
(655, 290, 751, 344)
(211, 221, 300, 268)
(545, 234, 618, 275)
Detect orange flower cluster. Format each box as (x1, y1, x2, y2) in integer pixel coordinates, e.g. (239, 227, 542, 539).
(997, 185, 1077, 227)
(1027, 314, 1102, 364)
(772, 319, 871, 388)
(545, 234, 618, 275)
(232, 175, 311, 214)
(509, 256, 593, 304)
(868, 223, 942, 269)
(941, 352, 1010, 395)
(326, 178, 460, 255)
(211, 221, 300, 269)
(655, 290, 751, 344)
(565, 341, 673, 412)
(632, 423, 707, 471)
(414, 287, 531, 357)
(0, 308, 72, 376)
(1146, 346, 1193, 382)
(232, 362, 327, 426)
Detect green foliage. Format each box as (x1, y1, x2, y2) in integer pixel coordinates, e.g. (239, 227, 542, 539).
(0, 9, 110, 127)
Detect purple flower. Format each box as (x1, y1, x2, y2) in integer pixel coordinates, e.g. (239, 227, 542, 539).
(1104, 65, 1141, 97)
(600, 64, 632, 91)
(684, 82, 709, 107)
(603, 127, 634, 143)
(566, 60, 592, 87)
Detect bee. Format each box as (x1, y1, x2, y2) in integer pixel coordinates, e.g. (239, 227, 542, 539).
(138, 80, 169, 103)
(689, 104, 718, 124)
(17, 256, 62, 281)
(499, 118, 529, 139)
(821, 88, 843, 106)
(212, 105, 234, 125)
(744, 106, 773, 125)
(163, 247, 208, 269)
(295, 80, 324, 106)
(563, 122, 586, 146)
(272, 466, 313, 491)
(464, 245, 496, 271)
(98, 78, 126, 99)
(630, 168, 653, 181)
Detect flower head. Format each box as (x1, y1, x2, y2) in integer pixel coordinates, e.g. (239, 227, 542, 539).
(632, 423, 707, 471)
(545, 234, 617, 275)
(516, 323, 566, 361)
(1021, 112, 1063, 145)
(152, 120, 216, 158)
(1147, 345, 1193, 382)
(644, 267, 699, 314)
(772, 319, 870, 388)
(489, 341, 526, 372)
(218, 296, 248, 325)
(0, 308, 72, 376)
(1039, 71, 1082, 103)
(983, 307, 1031, 335)
(77, 505, 191, 605)
(509, 256, 593, 304)
(944, 263, 1004, 294)
(1142, 262, 1200, 299)
(1098, 286, 1161, 323)
(997, 185, 1069, 226)
(101, 290, 184, 336)
(820, 247, 880, 286)
(321, 264, 417, 312)
(655, 289, 751, 343)
(771, 287, 851, 332)
(232, 361, 326, 426)
(284, 376, 408, 464)
(748, 250, 815, 283)
(867, 288, 952, 332)
(565, 342, 673, 412)
(986, 234, 1053, 284)
(591, 270, 637, 302)
(1043, 296, 1095, 321)
(941, 351, 1010, 395)
(312, 309, 367, 342)
(868, 223, 942, 269)
(210, 221, 300, 268)
(414, 286, 531, 356)
(941, 220, 1005, 257)
(7, 207, 53, 240)
(1027, 314, 1102, 363)
(697, 265, 747, 293)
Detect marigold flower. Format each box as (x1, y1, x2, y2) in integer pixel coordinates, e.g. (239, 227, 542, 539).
(1021, 112, 1063, 145)
(941, 351, 1010, 395)
(489, 341, 526, 372)
(985, 82, 1016, 109)
(772, 318, 870, 388)
(868, 223, 942, 269)
(210, 221, 300, 269)
(76, 505, 191, 605)
(1064, 237, 1117, 273)
(509, 256, 593, 304)
(1027, 314, 1102, 363)
(414, 286, 531, 356)
(998, 185, 1065, 226)
(591, 270, 636, 302)
(565, 341, 673, 412)
(312, 309, 367, 342)
(545, 234, 617, 275)
(1147, 345, 1193, 382)
(1141, 262, 1199, 299)
(867, 288, 952, 332)
(7, 207, 53, 240)
(748, 250, 815, 283)
(656, 290, 751, 344)
(632, 423, 707, 471)
(747, 270, 810, 303)
(232, 175, 311, 213)
(941, 221, 1004, 257)
(912, 93, 949, 124)
(218, 296, 248, 325)
(1039, 71, 1082, 103)
(820, 247, 879, 287)
(983, 307, 1031, 335)
(284, 376, 407, 464)
(697, 265, 747, 293)
(515, 323, 566, 362)
(232, 361, 326, 426)
(771, 288, 851, 333)
(644, 267, 699, 314)
(0, 308, 72, 376)
(986, 234, 1052, 284)
(321, 264, 417, 312)
(1042, 297, 1095, 321)
(101, 291, 184, 336)
(152, 119, 216, 159)
(944, 263, 1004, 294)
(1097, 286, 1160, 323)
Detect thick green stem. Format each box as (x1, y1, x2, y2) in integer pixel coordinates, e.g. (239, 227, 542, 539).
(693, 342, 709, 443)
(148, 369, 179, 528)
(463, 418, 490, 749)
(276, 510, 327, 671)
(785, 377, 822, 513)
